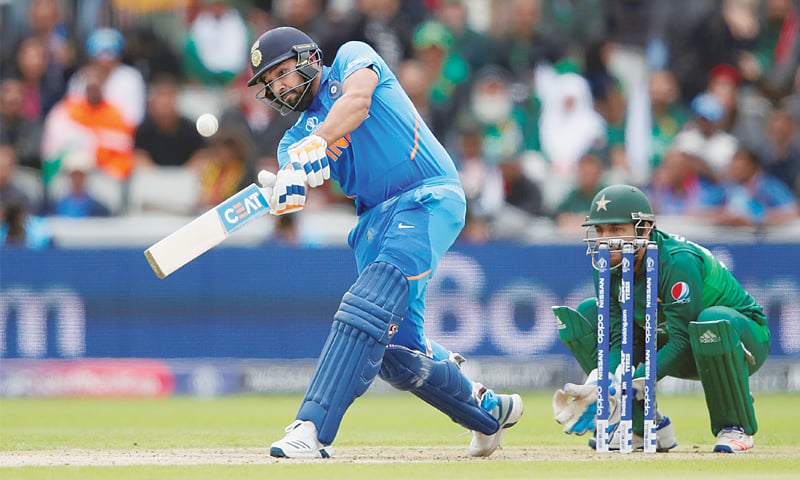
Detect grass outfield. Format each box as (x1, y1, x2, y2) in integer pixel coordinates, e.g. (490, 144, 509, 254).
(1, 392, 798, 479)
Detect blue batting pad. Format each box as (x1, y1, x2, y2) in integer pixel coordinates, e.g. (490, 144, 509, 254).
(297, 262, 408, 445)
(379, 345, 499, 435)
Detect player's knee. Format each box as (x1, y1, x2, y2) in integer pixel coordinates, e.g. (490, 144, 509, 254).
(576, 297, 598, 321)
(379, 345, 427, 391)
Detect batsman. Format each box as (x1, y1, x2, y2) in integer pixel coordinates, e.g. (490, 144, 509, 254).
(552, 184, 771, 453)
(246, 26, 522, 459)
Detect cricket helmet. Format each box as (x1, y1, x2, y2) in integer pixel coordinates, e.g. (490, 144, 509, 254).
(582, 185, 656, 269)
(582, 184, 655, 227)
(247, 27, 322, 115)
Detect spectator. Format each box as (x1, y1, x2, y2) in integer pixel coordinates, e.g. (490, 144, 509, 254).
(708, 147, 800, 227)
(0, 78, 43, 170)
(195, 129, 248, 211)
(42, 64, 135, 182)
(273, 0, 338, 56)
(14, 35, 66, 121)
(0, 199, 50, 249)
(455, 122, 504, 221)
(1, 0, 74, 90)
(464, 67, 526, 165)
(331, 0, 415, 71)
(396, 59, 448, 140)
(67, 27, 146, 127)
(553, 153, 607, 232)
(50, 149, 111, 218)
(0, 145, 49, 248)
(739, 0, 800, 102)
(583, 37, 628, 180)
(219, 75, 299, 180)
(538, 72, 607, 177)
(0, 144, 38, 213)
(646, 147, 723, 216)
(493, 0, 563, 83)
(760, 105, 800, 194)
(135, 74, 207, 169)
(410, 21, 470, 142)
(668, 0, 759, 103)
(537, 0, 605, 54)
(184, 0, 250, 86)
(706, 63, 767, 149)
(673, 92, 739, 182)
(432, 0, 494, 74)
(122, 25, 184, 84)
(601, 0, 662, 93)
(500, 156, 546, 218)
(647, 69, 690, 169)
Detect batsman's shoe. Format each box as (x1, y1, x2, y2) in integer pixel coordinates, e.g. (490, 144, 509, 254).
(589, 417, 678, 452)
(713, 426, 753, 454)
(270, 420, 332, 459)
(469, 393, 524, 457)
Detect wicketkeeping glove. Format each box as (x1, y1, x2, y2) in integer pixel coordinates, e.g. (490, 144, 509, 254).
(287, 135, 330, 188)
(632, 376, 645, 401)
(552, 368, 620, 435)
(268, 168, 306, 215)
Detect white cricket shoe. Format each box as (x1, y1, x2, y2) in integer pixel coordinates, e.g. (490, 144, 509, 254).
(269, 420, 332, 459)
(713, 426, 753, 453)
(469, 393, 524, 457)
(589, 416, 678, 452)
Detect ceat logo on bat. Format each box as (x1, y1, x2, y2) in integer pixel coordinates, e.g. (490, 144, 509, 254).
(670, 281, 691, 303)
(216, 184, 268, 234)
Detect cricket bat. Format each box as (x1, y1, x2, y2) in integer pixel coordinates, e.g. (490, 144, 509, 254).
(144, 171, 276, 279)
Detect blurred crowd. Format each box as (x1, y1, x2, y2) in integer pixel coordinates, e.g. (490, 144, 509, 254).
(1, 0, 799, 249)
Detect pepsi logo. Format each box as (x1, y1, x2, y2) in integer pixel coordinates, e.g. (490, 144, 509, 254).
(671, 282, 690, 302)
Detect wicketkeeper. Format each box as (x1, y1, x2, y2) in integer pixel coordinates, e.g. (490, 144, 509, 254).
(552, 184, 771, 453)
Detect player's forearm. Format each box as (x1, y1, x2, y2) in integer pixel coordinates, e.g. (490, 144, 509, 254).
(315, 90, 372, 144)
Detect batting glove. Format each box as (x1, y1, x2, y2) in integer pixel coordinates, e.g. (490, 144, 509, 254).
(269, 168, 306, 215)
(287, 135, 330, 188)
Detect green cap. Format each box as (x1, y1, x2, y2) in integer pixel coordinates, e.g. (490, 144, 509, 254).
(413, 21, 453, 50)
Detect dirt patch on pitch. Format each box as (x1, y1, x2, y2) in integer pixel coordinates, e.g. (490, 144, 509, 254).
(1, 446, 796, 467)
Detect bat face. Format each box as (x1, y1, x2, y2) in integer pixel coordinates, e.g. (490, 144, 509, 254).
(144, 183, 272, 279)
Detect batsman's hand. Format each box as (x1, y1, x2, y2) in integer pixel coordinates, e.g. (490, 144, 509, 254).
(268, 168, 306, 215)
(552, 369, 620, 435)
(287, 135, 330, 188)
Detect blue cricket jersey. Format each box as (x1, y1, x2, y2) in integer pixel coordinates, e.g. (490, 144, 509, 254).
(277, 41, 460, 215)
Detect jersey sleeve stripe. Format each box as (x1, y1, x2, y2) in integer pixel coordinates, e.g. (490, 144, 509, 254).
(409, 113, 420, 161)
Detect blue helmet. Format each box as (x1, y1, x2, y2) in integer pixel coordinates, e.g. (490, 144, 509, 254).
(247, 27, 322, 115)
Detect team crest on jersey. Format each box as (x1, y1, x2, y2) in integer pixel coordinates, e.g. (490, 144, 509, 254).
(329, 80, 342, 99)
(305, 116, 319, 132)
(670, 282, 691, 303)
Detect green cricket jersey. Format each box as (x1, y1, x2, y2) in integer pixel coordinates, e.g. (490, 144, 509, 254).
(599, 229, 767, 380)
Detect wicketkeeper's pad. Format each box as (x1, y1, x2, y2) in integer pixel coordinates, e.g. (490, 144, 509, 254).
(689, 319, 758, 436)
